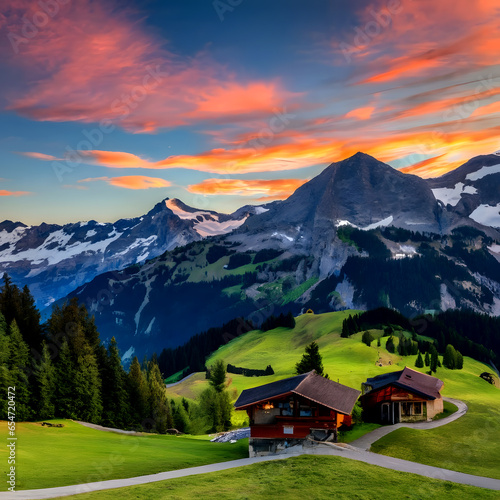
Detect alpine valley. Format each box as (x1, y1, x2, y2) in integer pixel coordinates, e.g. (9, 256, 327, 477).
(1, 152, 499, 362)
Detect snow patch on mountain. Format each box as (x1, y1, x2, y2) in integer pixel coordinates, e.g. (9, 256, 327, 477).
(272, 232, 294, 242)
(489, 244, 500, 254)
(0, 229, 123, 266)
(254, 206, 269, 215)
(469, 203, 500, 228)
(134, 275, 157, 335)
(465, 163, 500, 181)
(431, 182, 478, 206)
(336, 216, 393, 231)
(165, 199, 247, 237)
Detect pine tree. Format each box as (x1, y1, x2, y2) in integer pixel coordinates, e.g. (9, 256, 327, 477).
(424, 352, 430, 367)
(128, 357, 149, 429)
(101, 338, 129, 428)
(456, 351, 464, 369)
(73, 343, 102, 423)
(7, 320, 32, 421)
(415, 352, 424, 368)
(295, 341, 328, 378)
(362, 331, 374, 346)
(386, 336, 395, 354)
(0, 313, 11, 420)
(430, 345, 439, 373)
(54, 339, 76, 418)
(443, 344, 457, 369)
(34, 342, 56, 419)
(147, 361, 173, 433)
(208, 360, 227, 393)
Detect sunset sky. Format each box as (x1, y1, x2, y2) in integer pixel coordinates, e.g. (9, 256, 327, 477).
(1, 0, 499, 224)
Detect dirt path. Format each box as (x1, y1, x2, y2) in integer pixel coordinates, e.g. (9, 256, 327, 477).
(3, 398, 497, 499)
(165, 372, 196, 388)
(350, 397, 468, 450)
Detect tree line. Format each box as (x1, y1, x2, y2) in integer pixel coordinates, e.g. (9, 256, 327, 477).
(0, 274, 230, 434)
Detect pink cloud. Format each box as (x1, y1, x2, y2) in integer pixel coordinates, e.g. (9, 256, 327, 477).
(0, 190, 30, 196)
(2, 1, 299, 133)
(19, 152, 62, 161)
(79, 175, 171, 190)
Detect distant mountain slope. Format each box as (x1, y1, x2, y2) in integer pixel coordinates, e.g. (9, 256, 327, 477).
(426, 154, 500, 228)
(0, 199, 258, 307)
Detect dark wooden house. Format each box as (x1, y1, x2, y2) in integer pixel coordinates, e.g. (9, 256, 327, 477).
(234, 371, 360, 457)
(360, 367, 444, 424)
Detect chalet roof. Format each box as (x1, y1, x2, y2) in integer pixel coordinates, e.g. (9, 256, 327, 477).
(234, 371, 360, 415)
(362, 367, 443, 400)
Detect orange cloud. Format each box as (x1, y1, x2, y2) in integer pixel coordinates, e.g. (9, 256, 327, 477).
(187, 178, 308, 198)
(344, 0, 500, 86)
(3, 1, 299, 132)
(79, 176, 171, 190)
(0, 190, 30, 196)
(345, 106, 375, 120)
(19, 152, 62, 161)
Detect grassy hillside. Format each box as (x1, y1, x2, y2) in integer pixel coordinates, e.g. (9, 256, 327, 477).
(57, 455, 500, 500)
(3, 420, 247, 490)
(166, 310, 500, 479)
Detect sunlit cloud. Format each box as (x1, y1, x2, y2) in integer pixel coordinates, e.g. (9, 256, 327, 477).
(18, 152, 63, 161)
(345, 106, 375, 120)
(187, 178, 308, 199)
(79, 175, 171, 190)
(0, 190, 31, 196)
(2, 0, 300, 133)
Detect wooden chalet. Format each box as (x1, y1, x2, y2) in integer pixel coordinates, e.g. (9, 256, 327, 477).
(360, 367, 444, 424)
(234, 371, 360, 457)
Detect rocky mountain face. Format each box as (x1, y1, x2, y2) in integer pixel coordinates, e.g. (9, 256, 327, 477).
(426, 154, 500, 229)
(2, 151, 499, 362)
(0, 199, 256, 308)
(56, 153, 500, 362)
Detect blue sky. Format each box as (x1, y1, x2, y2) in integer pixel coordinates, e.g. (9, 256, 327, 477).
(1, 0, 499, 224)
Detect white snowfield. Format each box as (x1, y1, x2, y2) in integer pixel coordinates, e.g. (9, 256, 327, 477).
(165, 199, 248, 237)
(336, 216, 393, 231)
(469, 203, 500, 228)
(465, 163, 500, 181)
(431, 182, 477, 206)
(489, 244, 500, 253)
(0, 228, 123, 266)
(254, 206, 269, 214)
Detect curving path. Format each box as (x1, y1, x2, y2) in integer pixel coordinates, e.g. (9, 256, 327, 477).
(3, 398, 499, 500)
(350, 397, 468, 450)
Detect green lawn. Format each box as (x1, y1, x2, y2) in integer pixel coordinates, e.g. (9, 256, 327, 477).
(167, 310, 500, 480)
(432, 400, 458, 420)
(1, 420, 248, 490)
(57, 455, 500, 500)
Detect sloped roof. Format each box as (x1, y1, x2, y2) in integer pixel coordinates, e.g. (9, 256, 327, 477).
(362, 367, 443, 400)
(234, 371, 360, 415)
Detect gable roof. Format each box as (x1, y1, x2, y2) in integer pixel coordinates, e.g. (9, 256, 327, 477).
(362, 367, 443, 400)
(234, 371, 360, 415)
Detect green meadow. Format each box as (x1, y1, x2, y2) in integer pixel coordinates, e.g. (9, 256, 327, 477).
(167, 311, 500, 479)
(56, 455, 500, 500)
(1, 420, 247, 490)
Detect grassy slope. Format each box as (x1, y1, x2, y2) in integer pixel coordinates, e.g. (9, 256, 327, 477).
(3, 420, 247, 490)
(59, 455, 500, 500)
(166, 311, 500, 479)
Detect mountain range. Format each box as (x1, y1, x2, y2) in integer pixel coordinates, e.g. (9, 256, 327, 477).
(1, 152, 499, 361)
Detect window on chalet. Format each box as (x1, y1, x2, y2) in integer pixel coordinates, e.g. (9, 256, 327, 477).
(402, 402, 423, 416)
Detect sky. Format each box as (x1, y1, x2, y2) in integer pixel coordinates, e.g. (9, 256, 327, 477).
(0, 0, 499, 225)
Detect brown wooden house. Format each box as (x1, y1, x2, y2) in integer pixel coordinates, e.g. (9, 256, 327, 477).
(234, 371, 360, 457)
(360, 367, 444, 424)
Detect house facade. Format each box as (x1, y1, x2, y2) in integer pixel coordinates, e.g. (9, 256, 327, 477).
(360, 367, 444, 424)
(234, 371, 360, 457)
